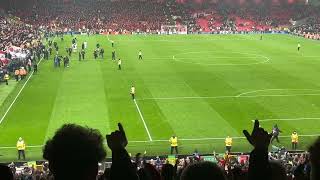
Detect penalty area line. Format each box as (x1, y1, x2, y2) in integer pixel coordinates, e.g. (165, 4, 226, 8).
(133, 99, 153, 141)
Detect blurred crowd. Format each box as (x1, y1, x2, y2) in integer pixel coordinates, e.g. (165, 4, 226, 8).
(0, 14, 44, 83)
(3, 0, 319, 34)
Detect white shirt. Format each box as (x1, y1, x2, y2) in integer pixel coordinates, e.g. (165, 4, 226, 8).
(84, 42, 87, 48)
(131, 87, 135, 94)
(139, 51, 142, 56)
(118, 60, 121, 65)
(298, 44, 301, 48)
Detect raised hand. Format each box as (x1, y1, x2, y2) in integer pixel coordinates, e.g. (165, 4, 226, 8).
(243, 120, 272, 149)
(106, 123, 128, 151)
(118, 123, 128, 147)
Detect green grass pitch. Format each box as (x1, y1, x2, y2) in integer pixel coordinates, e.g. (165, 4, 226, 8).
(0, 34, 320, 162)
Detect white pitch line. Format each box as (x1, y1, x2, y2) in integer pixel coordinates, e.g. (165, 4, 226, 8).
(0, 57, 44, 125)
(256, 117, 320, 122)
(133, 99, 153, 141)
(137, 93, 320, 101)
(0, 145, 43, 149)
(236, 88, 320, 97)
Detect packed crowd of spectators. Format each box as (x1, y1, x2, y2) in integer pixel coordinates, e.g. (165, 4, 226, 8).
(0, 15, 40, 51)
(0, 120, 319, 180)
(0, 13, 44, 82)
(13, 0, 168, 34)
(290, 11, 320, 40)
(184, 3, 320, 33)
(4, 0, 319, 35)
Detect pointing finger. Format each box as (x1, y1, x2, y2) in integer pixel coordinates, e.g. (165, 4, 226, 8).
(118, 123, 125, 133)
(253, 120, 259, 131)
(243, 130, 253, 145)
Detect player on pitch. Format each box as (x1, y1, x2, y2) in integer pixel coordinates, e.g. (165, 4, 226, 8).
(130, 85, 135, 100)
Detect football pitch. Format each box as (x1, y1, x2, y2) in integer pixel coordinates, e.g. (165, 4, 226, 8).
(0, 34, 320, 161)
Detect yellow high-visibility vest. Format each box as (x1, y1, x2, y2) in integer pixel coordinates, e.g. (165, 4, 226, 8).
(291, 133, 299, 143)
(17, 140, 26, 150)
(169, 137, 178, 147)
(225, 137, 232, 146)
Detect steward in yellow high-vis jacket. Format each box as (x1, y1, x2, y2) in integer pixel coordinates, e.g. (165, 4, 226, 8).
(17, 137, 26, 160)
(225, 136, 233, 152)
(169, 135, 178, 154)
(291, 131, 299, 150)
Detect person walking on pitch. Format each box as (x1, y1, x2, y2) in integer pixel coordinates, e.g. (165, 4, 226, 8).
(33, 63, 38, 74)
(118, 58, 122, 70)
(4, 73, 9, 85)
(112, 50, 116, 61)
(14, 69, 20, 81)
(271, 124, 282, 143)
(130, 85, 135, 100)
(138, 50, 143, 60)
(81, 49, 85, 60)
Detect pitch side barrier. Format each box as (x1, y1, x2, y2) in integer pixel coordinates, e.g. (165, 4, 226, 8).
(61, 30, 290, 35)
(0, 150, 307, 166)
(188, 30, 289, 35)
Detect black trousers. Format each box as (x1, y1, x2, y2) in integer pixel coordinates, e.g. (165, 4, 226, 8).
(131, 93, 135, 100)
(112, 56, 116, 60)
(226, 146, 231, 152)
(15, 75, 19, 81)
(5, 80, 8, 85)
(298, 47, 300, 51)
(292, 142, 298, 150)
(118, 65, 121, 70)
(271, 135, 280, 143)
(139, 55, 143, 60)
(171, 146, 178, 154)
(18, 150, 25, 160)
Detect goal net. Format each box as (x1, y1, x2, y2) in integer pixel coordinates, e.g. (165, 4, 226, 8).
(160, 25, 188, 35)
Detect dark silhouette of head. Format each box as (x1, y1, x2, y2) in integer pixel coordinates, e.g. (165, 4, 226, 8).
(161, 163, 175, 180)
(0, 164, 13, 180)
(180, 161, 226, 180)
(269, 161, 287, 180)
(43, 124, 106, 180)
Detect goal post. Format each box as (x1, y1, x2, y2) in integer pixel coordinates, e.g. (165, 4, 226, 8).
(160, 25, 188, 35)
